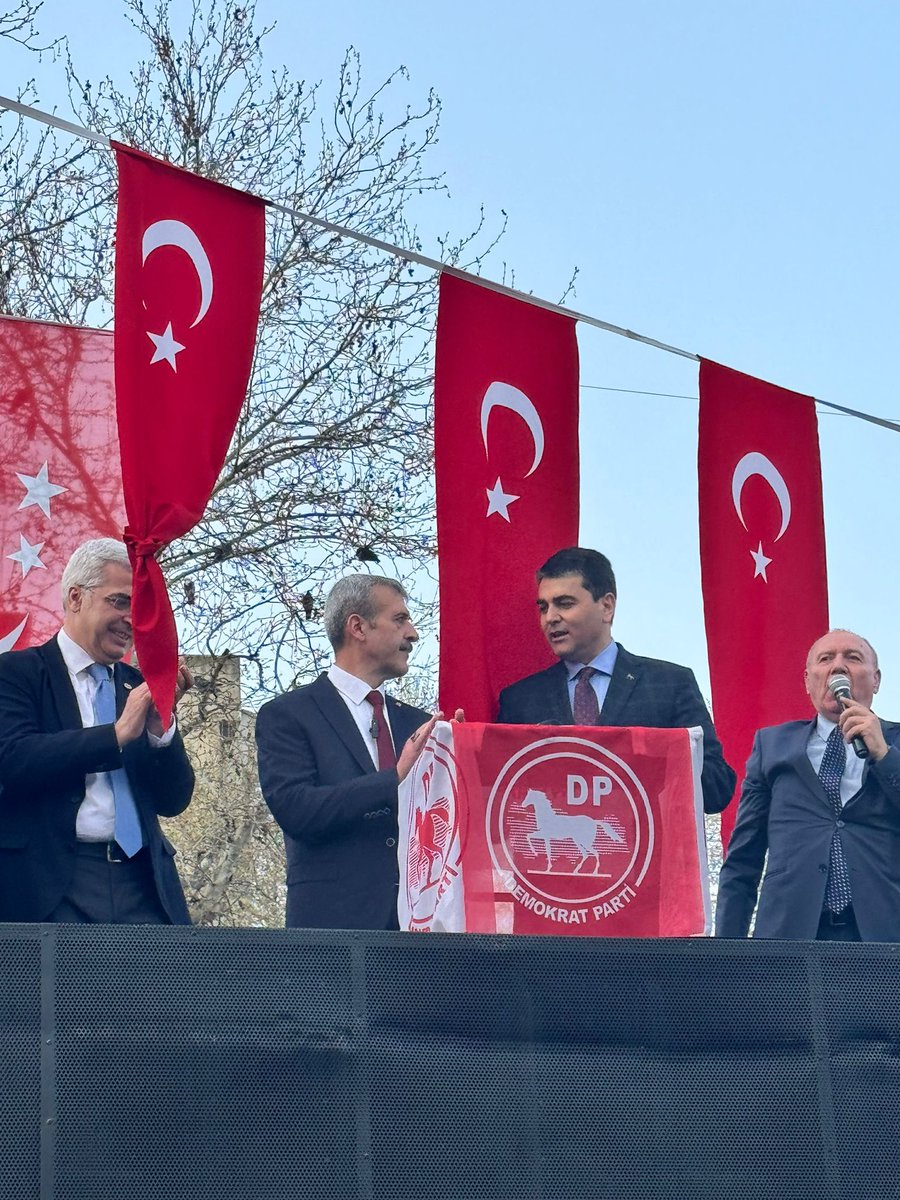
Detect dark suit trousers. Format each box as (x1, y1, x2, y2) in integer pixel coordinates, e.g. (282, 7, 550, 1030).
(48, 844, 170, 924)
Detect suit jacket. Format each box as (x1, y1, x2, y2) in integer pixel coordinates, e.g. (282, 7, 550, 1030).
(255, 673, 428, 930)
(496, 644, 736, 814)
(0, 637, 195, 923)
(716, 719, 900, 940)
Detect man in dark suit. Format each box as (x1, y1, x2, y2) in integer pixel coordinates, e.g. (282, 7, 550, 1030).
(0, 538, 195, 924)
(256, 574, 444, 930)
(496, 546, 735, 815)
(716, 629, 900, 942)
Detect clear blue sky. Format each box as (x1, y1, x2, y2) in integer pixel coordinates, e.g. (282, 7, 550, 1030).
(4, 1, 900, 711)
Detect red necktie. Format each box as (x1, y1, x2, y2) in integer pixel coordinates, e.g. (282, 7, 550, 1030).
(366, 690, 397, 769)
(572, 666, 601, 725)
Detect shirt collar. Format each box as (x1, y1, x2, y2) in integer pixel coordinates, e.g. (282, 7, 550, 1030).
(327, 663, 385, 706)
(57, 628, 99, 677)
(815, 712, 839, 742)
(565, 640, 619, 682)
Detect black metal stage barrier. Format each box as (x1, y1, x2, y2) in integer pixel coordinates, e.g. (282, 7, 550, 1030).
(2, 926, 900, 1200)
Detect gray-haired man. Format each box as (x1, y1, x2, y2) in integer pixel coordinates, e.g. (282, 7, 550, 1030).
(257, 574, 443, 929)
(0, 538, 195, 924)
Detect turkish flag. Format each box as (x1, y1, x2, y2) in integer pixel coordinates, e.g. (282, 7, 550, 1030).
(698, 360, 828, 843)
(0, 317, 124, 651)
(398, 721, 709, 936)
(435, 275, 579, 721)
(114, 144, 265, 723)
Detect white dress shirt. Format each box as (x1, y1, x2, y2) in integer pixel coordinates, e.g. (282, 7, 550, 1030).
(327, 664, 396, 767)
(57, 629, 175, 841)
(806, 713, 866, 807)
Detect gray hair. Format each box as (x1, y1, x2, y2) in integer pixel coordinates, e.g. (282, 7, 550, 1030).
(323, 574, 408, 649)
(61, 539, 131, 610)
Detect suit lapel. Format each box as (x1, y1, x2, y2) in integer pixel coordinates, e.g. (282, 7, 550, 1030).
(789, 719, 828, 803)
(112, 663, 140, 717)
(386, 696, 419, 748)
(38, 637, 83, 731)
(543, 661, 572, 724)
(599, 645, 639, 725)
(791, 719, 889, 807)
(310, 674, 376, 775)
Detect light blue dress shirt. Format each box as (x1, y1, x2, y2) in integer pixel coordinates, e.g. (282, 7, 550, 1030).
(564, 641, 619, 718)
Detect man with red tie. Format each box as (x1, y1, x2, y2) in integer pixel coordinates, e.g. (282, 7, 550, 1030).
(256, 575, 440, 929)
(496, 547, 736, 815)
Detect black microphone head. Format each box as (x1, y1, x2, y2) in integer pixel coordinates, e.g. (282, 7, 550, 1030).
(827, 673, 853, 701)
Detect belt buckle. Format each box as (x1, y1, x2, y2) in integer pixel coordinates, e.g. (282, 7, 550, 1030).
(106, 841, 125, 863)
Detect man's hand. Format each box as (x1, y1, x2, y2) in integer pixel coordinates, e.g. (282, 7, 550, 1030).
(397, 713, 443, 782)
(174, 660, 194, 705)
(146, 660, 194, 738)
(115, 684, 154, 747)
(396, 709, 466, 782)
(839, 699, 889, 761)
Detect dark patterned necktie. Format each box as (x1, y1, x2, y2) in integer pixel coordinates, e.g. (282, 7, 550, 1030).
(572, 667, 601, 726)
(819, 725, 852, 913)
(366, 691, 397, 769)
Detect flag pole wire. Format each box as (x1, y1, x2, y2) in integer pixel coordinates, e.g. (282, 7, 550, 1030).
(2, 94, 898, 434)
(1, 94, 111, 147)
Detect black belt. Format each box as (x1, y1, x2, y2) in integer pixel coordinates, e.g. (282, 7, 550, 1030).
(820, 904, 854, 927)
(75, 841, 143, 863)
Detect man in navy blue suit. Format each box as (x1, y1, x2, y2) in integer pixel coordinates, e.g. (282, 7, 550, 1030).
(0, 538, 195, 924)
(256, 574, 444, 930)
(717, 629, 900, 942)
(496, 546, 735, 815)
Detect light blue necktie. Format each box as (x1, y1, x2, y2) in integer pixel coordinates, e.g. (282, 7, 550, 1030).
(87, 663, 143, 857)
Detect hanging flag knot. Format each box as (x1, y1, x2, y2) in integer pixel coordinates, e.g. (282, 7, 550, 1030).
(124, 530, 165, 559)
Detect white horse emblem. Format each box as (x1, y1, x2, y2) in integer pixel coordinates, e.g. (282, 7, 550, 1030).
(520, 788, 624, 873)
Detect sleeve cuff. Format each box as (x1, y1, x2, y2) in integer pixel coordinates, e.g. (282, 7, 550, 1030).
(147, 718, 177, 749)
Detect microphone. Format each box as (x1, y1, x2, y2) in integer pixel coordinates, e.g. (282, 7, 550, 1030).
(827, 674, 869, 759)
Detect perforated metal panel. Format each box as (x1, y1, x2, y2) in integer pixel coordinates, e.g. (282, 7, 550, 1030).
(2, 926, 900, 1199)
(819, 947, 900, 1199)
(363, 939, 831, 1200)
(53, 927, 357, 1200)
(0, 930, 41, 1200)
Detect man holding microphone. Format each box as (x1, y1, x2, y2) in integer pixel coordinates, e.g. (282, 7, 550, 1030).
(716, 629, 900, 942)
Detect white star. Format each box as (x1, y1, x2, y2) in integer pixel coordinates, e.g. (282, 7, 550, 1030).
(750, 541, 773, 582)
(485, 477, 520, 522)
(16, 462, 67, 519)
(147, 322, 185, 371)
(7, 534, 46, 578)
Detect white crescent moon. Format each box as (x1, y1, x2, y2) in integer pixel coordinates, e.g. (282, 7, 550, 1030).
(480, 381, 545, 477)
(732, 452, 792, 541)
(0, 615, 27, 654)
(142, 219, 213, 328)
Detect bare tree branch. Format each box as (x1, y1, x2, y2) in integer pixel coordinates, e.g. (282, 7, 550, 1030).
(0, 0, 502, 925)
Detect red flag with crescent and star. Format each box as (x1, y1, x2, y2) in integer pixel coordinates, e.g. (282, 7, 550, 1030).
(698, 359, 829, 843)
(0, 317, 124, 653)
(435, 274, 579, 721)
(113, 144, 265, 724)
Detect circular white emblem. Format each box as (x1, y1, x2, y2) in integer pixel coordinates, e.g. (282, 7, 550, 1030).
(486, 736, 655, 911)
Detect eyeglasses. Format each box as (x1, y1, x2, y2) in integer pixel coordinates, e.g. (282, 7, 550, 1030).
(84, 587, 132, 612)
